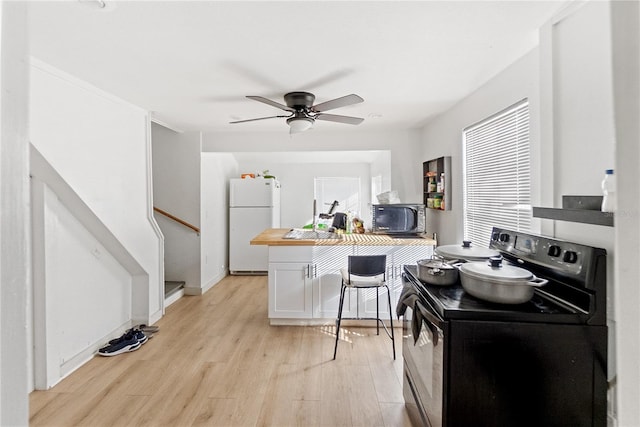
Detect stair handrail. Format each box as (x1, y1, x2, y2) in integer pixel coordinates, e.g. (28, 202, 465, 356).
(153, 207, 200, 235)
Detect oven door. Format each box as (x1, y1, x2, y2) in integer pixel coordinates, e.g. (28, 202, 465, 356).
(402, 293, 445, 427)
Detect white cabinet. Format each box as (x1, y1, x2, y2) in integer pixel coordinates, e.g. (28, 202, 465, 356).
(269, 245, 356, 320)
(268, 247, 313, 319)
(354, 245, 434, 318)
(353, 246, 396, 318)
(311, 246, 356, 318)
(268, 262, 313, 318)
(268, 243, 434, 322)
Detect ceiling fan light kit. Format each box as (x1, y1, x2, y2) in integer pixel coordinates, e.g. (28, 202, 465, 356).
(230, 91, 364, 134)
(287, 117, 314, 134)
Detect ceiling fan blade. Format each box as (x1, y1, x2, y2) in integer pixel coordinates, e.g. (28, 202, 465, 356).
(315, 113, 364, 125)
(247, 96, 294, 112)
(230, 115, 290, 124)
(311, 94, 364, 112)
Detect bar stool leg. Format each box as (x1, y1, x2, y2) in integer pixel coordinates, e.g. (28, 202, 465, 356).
(333, 284, 347, 360)
(386, 284, 396, 360)
(376, 287, 380, 335)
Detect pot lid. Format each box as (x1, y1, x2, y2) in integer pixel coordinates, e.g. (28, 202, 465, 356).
(417, 258, 456, 270)
(459, 259, 534, 282)
(435, 241, 500, 261)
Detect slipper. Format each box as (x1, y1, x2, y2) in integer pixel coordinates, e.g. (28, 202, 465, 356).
(138, 324, 160, 333)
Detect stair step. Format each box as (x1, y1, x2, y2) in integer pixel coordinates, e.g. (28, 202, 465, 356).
(164, 281, 185, 298)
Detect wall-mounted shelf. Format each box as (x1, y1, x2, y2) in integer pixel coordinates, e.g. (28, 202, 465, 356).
(532, 196, 614, 227)
(423, 156, 451, 211)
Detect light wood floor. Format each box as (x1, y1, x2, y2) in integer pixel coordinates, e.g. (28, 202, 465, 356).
(29, 275, 411, 427)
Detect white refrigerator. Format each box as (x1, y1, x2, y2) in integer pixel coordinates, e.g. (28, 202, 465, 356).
(229, 178, 281, 274)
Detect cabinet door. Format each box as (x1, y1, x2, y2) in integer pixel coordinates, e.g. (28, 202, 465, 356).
(268, 262, 313, 319)
(312, 246, 356, 318)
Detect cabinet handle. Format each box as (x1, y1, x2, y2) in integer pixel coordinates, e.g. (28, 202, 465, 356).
(313, 264, 317, 278)
(305, 264, 310, 279)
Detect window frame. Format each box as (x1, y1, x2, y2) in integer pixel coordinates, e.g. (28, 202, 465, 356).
(462, 99, 532, 246)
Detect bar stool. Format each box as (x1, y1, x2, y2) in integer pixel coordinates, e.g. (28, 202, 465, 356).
(333, 255, 395, 360)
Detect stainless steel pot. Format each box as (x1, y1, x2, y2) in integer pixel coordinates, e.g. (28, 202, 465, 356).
(458, 257, 548, 304)
(417, 258, 459, 286)
(435, 240, 500, 262)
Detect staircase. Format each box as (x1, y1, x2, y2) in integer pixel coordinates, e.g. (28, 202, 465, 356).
(164, 281, 185, 307)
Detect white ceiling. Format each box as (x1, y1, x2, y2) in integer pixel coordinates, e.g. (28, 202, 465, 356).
(28, 0, 567, 134)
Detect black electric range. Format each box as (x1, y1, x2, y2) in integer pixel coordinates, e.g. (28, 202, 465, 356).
(400, 228, 608, 427)
(404, 265, 585, 324)
(405, 226, 607, 326)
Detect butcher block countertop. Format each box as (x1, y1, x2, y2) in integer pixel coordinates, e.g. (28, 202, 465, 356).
(250, 228, 437, 246)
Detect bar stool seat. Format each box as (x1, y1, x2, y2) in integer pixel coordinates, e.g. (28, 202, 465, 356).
(333, 255, 396, 360)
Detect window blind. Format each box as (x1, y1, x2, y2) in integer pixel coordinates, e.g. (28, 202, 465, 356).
(463, 99, 531, 247)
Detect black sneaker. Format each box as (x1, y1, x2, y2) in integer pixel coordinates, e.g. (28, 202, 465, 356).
(107, 328, 147, 346)
(98, 331, 142, 356)
(132, 328, 148, 345)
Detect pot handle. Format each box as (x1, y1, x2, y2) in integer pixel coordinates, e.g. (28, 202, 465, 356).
(527, 277, 549, 287)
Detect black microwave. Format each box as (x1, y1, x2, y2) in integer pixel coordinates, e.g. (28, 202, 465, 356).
(371, 204, 425, 235)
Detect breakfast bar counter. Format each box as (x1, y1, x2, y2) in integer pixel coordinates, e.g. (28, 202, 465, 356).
(251, 228, 436, 324)
(250, 228, 437, 247)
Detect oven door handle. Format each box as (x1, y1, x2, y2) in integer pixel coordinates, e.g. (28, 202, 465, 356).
(413, 300, 443, 347)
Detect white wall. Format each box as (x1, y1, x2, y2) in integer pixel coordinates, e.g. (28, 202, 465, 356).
(29, 61, 163, 324)
(202, 129, 423, 204)
(39, 185, 132, 381)
(545, 1, 615, 247)
(419, 2, 632, 424)
(0, 2, 29, 424)
(551, 1, 615, 207)
(30, 145, 150, 390)
(232, 159, 373, 229)
(420, 47, 540, 245)
(201, 153, 238, 291)
(610, 1, 640, 425)
(151, 124, 201, 291)
(540, 5, 618, 403)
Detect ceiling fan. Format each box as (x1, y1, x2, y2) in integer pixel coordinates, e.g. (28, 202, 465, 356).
(230, 92, 364, 134)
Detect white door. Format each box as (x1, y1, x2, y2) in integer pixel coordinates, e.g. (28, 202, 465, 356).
(314, 177, 361, 219)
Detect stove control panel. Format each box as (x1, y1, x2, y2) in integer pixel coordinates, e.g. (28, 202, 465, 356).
(488, 227, 607, 320)
(489, 227, 591, 276)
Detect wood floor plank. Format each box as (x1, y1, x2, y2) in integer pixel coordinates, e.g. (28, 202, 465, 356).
(29, 274, 411, 426)
(379, 402, 414, 427)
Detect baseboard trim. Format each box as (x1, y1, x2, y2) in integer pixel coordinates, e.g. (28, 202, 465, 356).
(184, 270, 228, 296)
(164, 288, 185, 306)
(269, 318, 398, 327)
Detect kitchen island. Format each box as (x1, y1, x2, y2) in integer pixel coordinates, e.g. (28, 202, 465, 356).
(251, 228, 436, 324)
